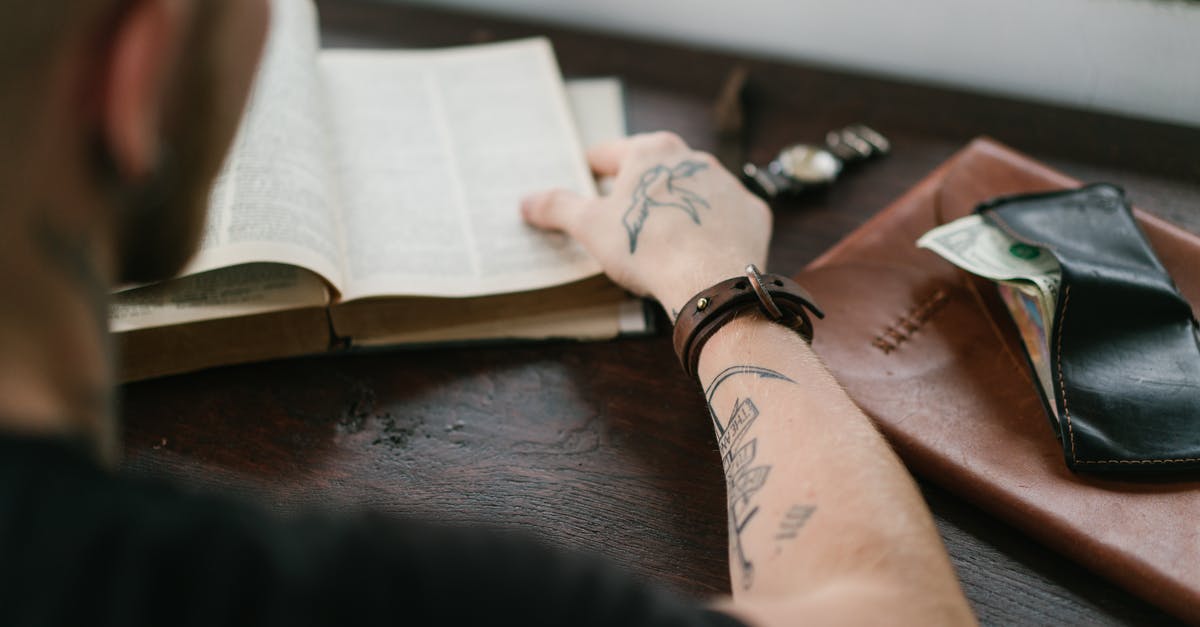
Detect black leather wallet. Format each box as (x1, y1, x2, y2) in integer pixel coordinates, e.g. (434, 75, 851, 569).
(978, 184, 1200, 476)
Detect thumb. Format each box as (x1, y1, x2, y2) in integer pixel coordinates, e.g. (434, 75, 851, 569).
(520, 188, 591, 234)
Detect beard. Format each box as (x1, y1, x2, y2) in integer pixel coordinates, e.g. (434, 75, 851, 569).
(112, 2, 248, 285)
(113, 142, 215, 284)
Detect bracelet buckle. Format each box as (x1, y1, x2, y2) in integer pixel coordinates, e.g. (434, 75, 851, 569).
(745, 264, 784, 320)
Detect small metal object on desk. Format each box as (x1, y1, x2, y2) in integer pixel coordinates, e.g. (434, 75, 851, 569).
(712, 66, 751, 174)
(742, 124, 890, 200)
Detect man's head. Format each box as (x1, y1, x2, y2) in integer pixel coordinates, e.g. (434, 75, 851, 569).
(0, 0, 270, 461)
(0, 0, 271, 283)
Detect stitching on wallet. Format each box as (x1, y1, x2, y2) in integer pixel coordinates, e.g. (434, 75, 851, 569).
(871, 289, 949, 354)
(1055, 285, 1077, 462)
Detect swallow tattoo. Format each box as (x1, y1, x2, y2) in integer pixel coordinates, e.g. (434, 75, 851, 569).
(622, 160, 710, 253)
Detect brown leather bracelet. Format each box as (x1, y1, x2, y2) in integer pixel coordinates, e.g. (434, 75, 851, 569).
(672, 265, 824, 379)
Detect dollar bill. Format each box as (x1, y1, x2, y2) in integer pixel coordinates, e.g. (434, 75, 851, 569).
(918, 214, 1061, 325)
(919, 214, 1063, 413)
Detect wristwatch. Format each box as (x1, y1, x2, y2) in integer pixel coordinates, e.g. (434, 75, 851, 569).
(742, 124, 890, 200)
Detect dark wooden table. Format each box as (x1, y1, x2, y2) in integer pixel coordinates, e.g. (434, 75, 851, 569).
(121, 2, 1200, 624)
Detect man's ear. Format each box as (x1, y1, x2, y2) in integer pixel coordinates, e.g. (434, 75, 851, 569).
(101, 0, 188, 181)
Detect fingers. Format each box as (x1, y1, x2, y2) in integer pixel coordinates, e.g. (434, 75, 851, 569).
(587, 131, 689, 177)
(525, 131, 692, 232)
(520, 188, 591, 234)
(586, 139, 632, 177)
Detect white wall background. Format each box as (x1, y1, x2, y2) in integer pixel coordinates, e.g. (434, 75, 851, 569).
(397, 0, 1200, 129)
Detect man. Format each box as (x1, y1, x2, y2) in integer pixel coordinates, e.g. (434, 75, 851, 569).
(0, 0, 975, 625)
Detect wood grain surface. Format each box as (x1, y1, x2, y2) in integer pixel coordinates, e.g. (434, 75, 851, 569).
(120, 1, 1200, 624)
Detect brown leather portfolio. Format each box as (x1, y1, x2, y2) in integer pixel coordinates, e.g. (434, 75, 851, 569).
(796, 138, 1200, 622)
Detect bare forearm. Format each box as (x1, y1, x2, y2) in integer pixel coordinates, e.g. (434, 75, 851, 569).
(520, 132, 971, 624)
(698, 316, 973, 623)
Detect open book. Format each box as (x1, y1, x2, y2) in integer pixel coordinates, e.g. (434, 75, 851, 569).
(111, 0, 647, 382)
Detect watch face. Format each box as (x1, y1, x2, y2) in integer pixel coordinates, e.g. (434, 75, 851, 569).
(775, 144, 842, 184)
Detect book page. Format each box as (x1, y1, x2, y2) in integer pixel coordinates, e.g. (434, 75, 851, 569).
(182, 0, 345, 290)
(319, 39, 599, 300)
(110, 264, 329, 333)
(566, 77, 627, 197)
(111, 79, 635, 338)
(565, 77, 627, 151)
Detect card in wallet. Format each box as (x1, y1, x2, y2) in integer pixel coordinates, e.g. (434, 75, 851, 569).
(795, 137, 1200, 622)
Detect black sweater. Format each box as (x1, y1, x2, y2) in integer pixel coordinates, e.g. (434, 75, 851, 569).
(0, 435, 743, 627)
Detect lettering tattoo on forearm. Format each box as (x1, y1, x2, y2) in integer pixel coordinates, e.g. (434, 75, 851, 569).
(622, 160, 709, 253)
(705, 365, 795, 590)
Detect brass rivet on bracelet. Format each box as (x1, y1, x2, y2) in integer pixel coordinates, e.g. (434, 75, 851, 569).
(696, 297, 710, 311)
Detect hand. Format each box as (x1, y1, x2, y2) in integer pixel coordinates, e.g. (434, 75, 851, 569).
(521, 132, 772, 317)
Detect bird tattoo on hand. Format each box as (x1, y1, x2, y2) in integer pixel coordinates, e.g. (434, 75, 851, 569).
(622, 160, 710, 253)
